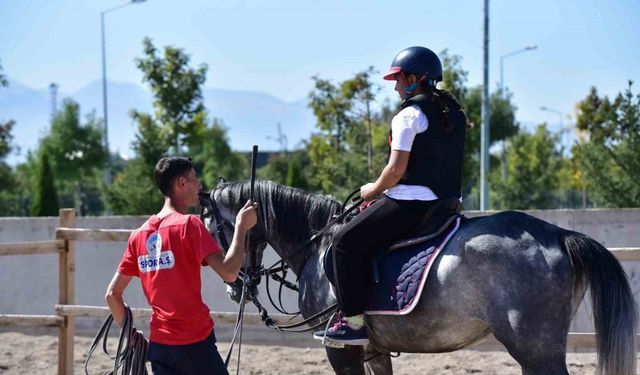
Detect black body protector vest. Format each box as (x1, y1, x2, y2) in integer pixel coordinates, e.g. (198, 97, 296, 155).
(389, 93, 466, 199)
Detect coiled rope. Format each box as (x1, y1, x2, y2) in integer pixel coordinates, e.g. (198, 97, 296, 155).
(85, 305, 149, 375)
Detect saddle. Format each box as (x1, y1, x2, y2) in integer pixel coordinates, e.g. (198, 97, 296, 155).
(322, 198, 463, 315)
(323, 197, 462, 285)
(370, 197, 462, 284)
(387, 197, 462, 251)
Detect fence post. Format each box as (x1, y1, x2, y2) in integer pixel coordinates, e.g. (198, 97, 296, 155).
(58, 209, 76, 375)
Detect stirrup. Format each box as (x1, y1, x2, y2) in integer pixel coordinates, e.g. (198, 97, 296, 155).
(318, 311, 345, 348)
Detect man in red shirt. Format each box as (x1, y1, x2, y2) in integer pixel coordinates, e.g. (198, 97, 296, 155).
(105, 156, 257, 374)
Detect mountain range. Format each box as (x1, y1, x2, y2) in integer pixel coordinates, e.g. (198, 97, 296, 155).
(0, 79, 316, 165)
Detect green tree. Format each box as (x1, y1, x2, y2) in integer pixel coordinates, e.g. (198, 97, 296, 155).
(573, 81, 640, 207)
(135, 37, 208, 154)
(107, 159, 161, 215)
(108, 39, 245, 213)
(190, 119, 248, 190)
(307, 69, 386, 195)
(0, 59, 7, 87)
(308, 76, 352, 153)
(106, 113, 167, 214)
(286, 158, 308, 190)
(0, 120, 19, 215)
(460, 87, 519, 209)
(258, 152, 289, 185)
(31, 151, 59, 216)
(0, 120, 14, 159)
(39, 99, 106, 215)
(258, 150, 313, 189)
(0, 63, 24, 216)
(439, 49, 468, 102)
(130, 111, 169, 167)
(341, 67, 381, 175)
(493, 124, 563, 209)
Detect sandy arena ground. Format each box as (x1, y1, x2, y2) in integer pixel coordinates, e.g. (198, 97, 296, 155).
(0, 328, 620, 375)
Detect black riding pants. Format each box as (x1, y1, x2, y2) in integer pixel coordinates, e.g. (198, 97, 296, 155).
(333, 196, 436, 317)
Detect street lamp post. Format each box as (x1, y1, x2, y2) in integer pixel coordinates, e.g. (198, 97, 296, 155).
(540, 106, 563, 130)
(540, 106, 585, 207)
(480, 0, 490, 211)
(498, 45, 537, 181)
(101, 0, 146, 188)
(500, 45, 537, 96)
(540, 105, 575, 154)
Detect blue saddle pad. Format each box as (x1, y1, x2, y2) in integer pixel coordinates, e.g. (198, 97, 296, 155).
(324, 217, 460, 316)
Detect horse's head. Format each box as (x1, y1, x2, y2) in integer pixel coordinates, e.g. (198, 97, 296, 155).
(200, 179, 268, 304)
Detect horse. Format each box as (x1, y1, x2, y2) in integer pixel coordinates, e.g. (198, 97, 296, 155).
(204, 179, 637, 375)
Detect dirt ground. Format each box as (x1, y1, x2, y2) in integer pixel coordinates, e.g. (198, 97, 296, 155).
(0, 329, 621, 375)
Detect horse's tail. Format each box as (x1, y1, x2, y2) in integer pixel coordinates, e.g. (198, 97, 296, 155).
(562, 231, 637, 375)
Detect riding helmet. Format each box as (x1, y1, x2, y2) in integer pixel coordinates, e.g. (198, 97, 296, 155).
(383, 46, 443, 83)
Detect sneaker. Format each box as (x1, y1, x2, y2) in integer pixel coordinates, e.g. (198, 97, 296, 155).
(313, 315, 369, 346)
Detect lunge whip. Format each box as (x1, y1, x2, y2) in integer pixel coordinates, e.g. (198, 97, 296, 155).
(226, 145, 259, 374)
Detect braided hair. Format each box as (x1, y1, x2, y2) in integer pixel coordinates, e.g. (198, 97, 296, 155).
(418, 80, 471, 132)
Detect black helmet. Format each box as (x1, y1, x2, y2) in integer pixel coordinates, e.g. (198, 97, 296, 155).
(383, 46, 443, 84)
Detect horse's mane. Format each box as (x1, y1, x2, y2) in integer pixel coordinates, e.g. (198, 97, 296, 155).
(219, 179, 341, 244)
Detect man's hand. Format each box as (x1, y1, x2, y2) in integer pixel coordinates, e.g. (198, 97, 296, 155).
(235, 200, 258, 232)
(207, 200, 258, 282)
(360, 183, 379, 201)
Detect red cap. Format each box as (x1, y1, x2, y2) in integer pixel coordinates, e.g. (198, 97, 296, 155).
(383, 66, 401, 80)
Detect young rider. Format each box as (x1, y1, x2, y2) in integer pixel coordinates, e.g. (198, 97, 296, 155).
(315, 46, 467, 346)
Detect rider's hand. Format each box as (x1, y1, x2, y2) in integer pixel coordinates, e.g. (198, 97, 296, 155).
(236, 200, 258, 232)
(360, 183, 379, 201)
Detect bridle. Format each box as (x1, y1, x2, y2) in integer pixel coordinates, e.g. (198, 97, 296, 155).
(199, 189, 233, 251)
(198, 186, 365, 334)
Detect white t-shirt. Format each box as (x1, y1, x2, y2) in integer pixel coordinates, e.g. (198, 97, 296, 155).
(384, 104, 439, 201)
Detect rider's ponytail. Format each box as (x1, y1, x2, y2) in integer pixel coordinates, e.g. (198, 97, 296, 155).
(421, 83, 472, 132)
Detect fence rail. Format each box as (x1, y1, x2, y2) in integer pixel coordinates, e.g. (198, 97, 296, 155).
(56, 227, 132, 242)
(0, 314, 64, 327)
(608, 247, 640, 261)
(1, 209, 639, 374)
(54, 304, 279, 326)
(0, 240, 63, 256)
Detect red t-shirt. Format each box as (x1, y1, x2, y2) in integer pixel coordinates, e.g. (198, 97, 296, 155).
(117, 212, 222, 345)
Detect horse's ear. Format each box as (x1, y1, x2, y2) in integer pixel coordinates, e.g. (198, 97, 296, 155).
(217, 177, 227, 187)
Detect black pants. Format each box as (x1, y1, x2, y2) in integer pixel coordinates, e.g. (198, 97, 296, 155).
(147, 330, 228, 375)
(333, 196, 436, 317)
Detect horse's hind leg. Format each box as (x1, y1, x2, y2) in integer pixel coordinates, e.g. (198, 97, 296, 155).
(493, 327, 569, 374)
(325, 346, 366, 375)
(489, 303, 571, 374)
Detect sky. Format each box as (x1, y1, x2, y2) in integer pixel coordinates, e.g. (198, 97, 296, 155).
(1, 0, 639, 132)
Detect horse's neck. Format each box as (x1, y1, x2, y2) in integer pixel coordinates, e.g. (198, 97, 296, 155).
(264, 197, 339, 276)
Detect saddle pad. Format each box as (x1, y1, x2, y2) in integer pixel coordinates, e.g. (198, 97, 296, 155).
(365, 217, 460, 315)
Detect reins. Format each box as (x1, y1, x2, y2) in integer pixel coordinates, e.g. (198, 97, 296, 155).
(301, 188, 363, 250)
(231, 189, 366, 333)
(199, 183, 364, 341)
(84, 305, 148, 375)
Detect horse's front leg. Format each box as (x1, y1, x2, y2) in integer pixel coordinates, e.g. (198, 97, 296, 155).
(364, 347, 393, 375)
(325, 346, 366, 375)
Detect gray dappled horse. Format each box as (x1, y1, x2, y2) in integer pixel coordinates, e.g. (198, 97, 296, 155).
(206, 180, 637, 375)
